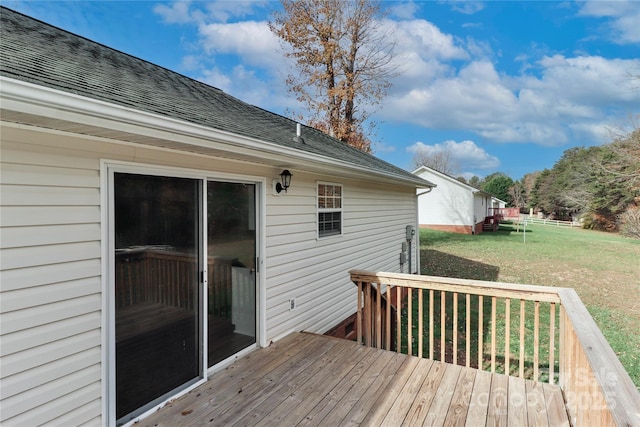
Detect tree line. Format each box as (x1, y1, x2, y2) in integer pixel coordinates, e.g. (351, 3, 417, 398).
(421, 128, 639, 238)
(526, 128, 639, 237)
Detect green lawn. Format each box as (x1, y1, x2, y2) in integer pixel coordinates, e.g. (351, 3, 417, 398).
(418, 223, 640, 388)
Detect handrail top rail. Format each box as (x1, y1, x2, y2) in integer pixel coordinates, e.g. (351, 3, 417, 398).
(557, 288, 640, 426)
(350, 270, 562, 303)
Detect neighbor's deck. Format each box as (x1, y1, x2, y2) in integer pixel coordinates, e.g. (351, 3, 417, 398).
(140, 332, 569, 426)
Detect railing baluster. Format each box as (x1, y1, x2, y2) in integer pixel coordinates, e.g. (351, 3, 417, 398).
(396, 285, 401, 352)
(357, 281, 362, 345)
(407, 288, 412, 356)
(534, 300, 540, 381)
(549, 302, 556, 384)
(365, 282, 371, 347)
(466, 293, 471, 368)
(491, 296, 497, 373)
(505, 298, 511, 376)
(429, 289, 434, 360)
(453, 292, 458, 365)
(478, 295, 483, 369)
(376, 282, 382, 349)
(440, 290, 446, 362)
(386, 284, 391, 351)
(418, 289, 423, 358)
(519, 299, 525, 378)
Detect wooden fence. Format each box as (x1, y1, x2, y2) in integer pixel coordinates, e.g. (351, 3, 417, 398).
(351, 270, 640, 426)
(522, 216, 579, 227)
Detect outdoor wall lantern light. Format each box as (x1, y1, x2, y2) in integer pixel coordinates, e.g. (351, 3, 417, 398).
(276, 169, 292, 193)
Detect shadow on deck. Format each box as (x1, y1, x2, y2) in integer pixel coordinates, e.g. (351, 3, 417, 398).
(140, 332, 569, 426)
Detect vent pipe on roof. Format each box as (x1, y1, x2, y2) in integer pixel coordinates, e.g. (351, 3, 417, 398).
(293, 123, 305, 144)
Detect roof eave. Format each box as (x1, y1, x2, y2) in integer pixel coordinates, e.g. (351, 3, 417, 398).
(1, 76, 433, 188)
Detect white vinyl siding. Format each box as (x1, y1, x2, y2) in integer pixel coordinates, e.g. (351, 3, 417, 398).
(0, 124, 419, 425)
(473, 194, 489, 226)
(415, 168, 475, 228)
(0, 136, 103, 426)
(266, 177, 416, 339)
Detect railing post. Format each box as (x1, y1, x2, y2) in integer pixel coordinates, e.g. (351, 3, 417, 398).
(549, 302, 556, 384)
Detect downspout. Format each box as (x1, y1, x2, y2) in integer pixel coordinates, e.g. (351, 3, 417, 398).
(414, 187, 434, 274)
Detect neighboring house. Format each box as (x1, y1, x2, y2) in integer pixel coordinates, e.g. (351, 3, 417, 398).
(414, 165, 494, 234)
(0, 8, 435, 426)
(491, 197, 507, 211)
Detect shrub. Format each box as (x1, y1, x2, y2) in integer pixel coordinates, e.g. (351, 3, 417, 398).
(619, 206, 640, 239)
(581, 211, 618, 232)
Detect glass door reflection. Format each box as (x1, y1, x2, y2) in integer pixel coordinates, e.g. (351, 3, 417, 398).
(207, 182, 257, 366)
(114, 173, 200, 423)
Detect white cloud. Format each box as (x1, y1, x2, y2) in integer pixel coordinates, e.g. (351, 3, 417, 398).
(388, 19, 469, 61)
(372, 141, 397, 154)
(382, 18, 468, 91)
(200, 64, 293, 110)
(203, 1, 268, 23)
(180, 54, 201, 71)
(462, 22, 483, 29)
(200, 66, 233, 93)
(382, 53, 640, 146)
(578, 0, 640, 44)
(407, 140, 500, 170)
(444, 1, 485, 15)
(389, 1, 421, 20)
(533, 55, 638, 105)
(464, 37, 493, 58)
(384, 61, 519, 130)
(154, 1, 268, 24)
(197, 20, 282, 69)
(154, 1, 195, 24)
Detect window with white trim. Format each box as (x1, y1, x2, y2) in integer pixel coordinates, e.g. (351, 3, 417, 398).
(317, 182, 342, 237)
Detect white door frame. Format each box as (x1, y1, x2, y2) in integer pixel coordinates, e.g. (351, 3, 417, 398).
(100, 160, 266, 426)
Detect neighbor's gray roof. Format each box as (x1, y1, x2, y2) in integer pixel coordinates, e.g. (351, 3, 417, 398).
(0, 7, 433, 187)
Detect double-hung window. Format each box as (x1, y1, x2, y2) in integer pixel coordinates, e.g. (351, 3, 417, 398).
(317, 182, 342, 237)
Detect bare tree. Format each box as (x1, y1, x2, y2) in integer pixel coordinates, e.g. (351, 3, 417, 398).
(270, 0, 398, 152)
(605, 119, 640, 190)
(412, 148, 460, 176)
(508, 182, 526, 209)
(521, 171, 540, 208)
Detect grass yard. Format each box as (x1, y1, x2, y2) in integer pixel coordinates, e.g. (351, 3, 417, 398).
(418, 223, 640, 388)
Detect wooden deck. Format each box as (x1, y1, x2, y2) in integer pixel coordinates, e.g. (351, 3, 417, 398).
(140, 332, 569, 426)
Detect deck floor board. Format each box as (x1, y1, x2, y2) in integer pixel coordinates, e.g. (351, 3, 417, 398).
(140, 333, 570, 426)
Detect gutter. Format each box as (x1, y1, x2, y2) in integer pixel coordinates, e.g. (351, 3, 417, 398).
(416, 187, 435, 197)
(413, 185, 435, 274)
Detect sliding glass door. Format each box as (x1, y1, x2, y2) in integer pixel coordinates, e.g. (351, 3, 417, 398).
(114, 173, 201, 423)
(111, 172, 258, 424)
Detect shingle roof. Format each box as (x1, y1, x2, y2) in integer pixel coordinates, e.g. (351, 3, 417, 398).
(0, 7, 433, 187)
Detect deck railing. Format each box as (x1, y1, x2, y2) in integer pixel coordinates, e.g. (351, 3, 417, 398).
(351, 270, 640, 426)
(115, 249, 235, 316)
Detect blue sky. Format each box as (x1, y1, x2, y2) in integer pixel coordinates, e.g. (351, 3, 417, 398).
(3, 1, 639, 180)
